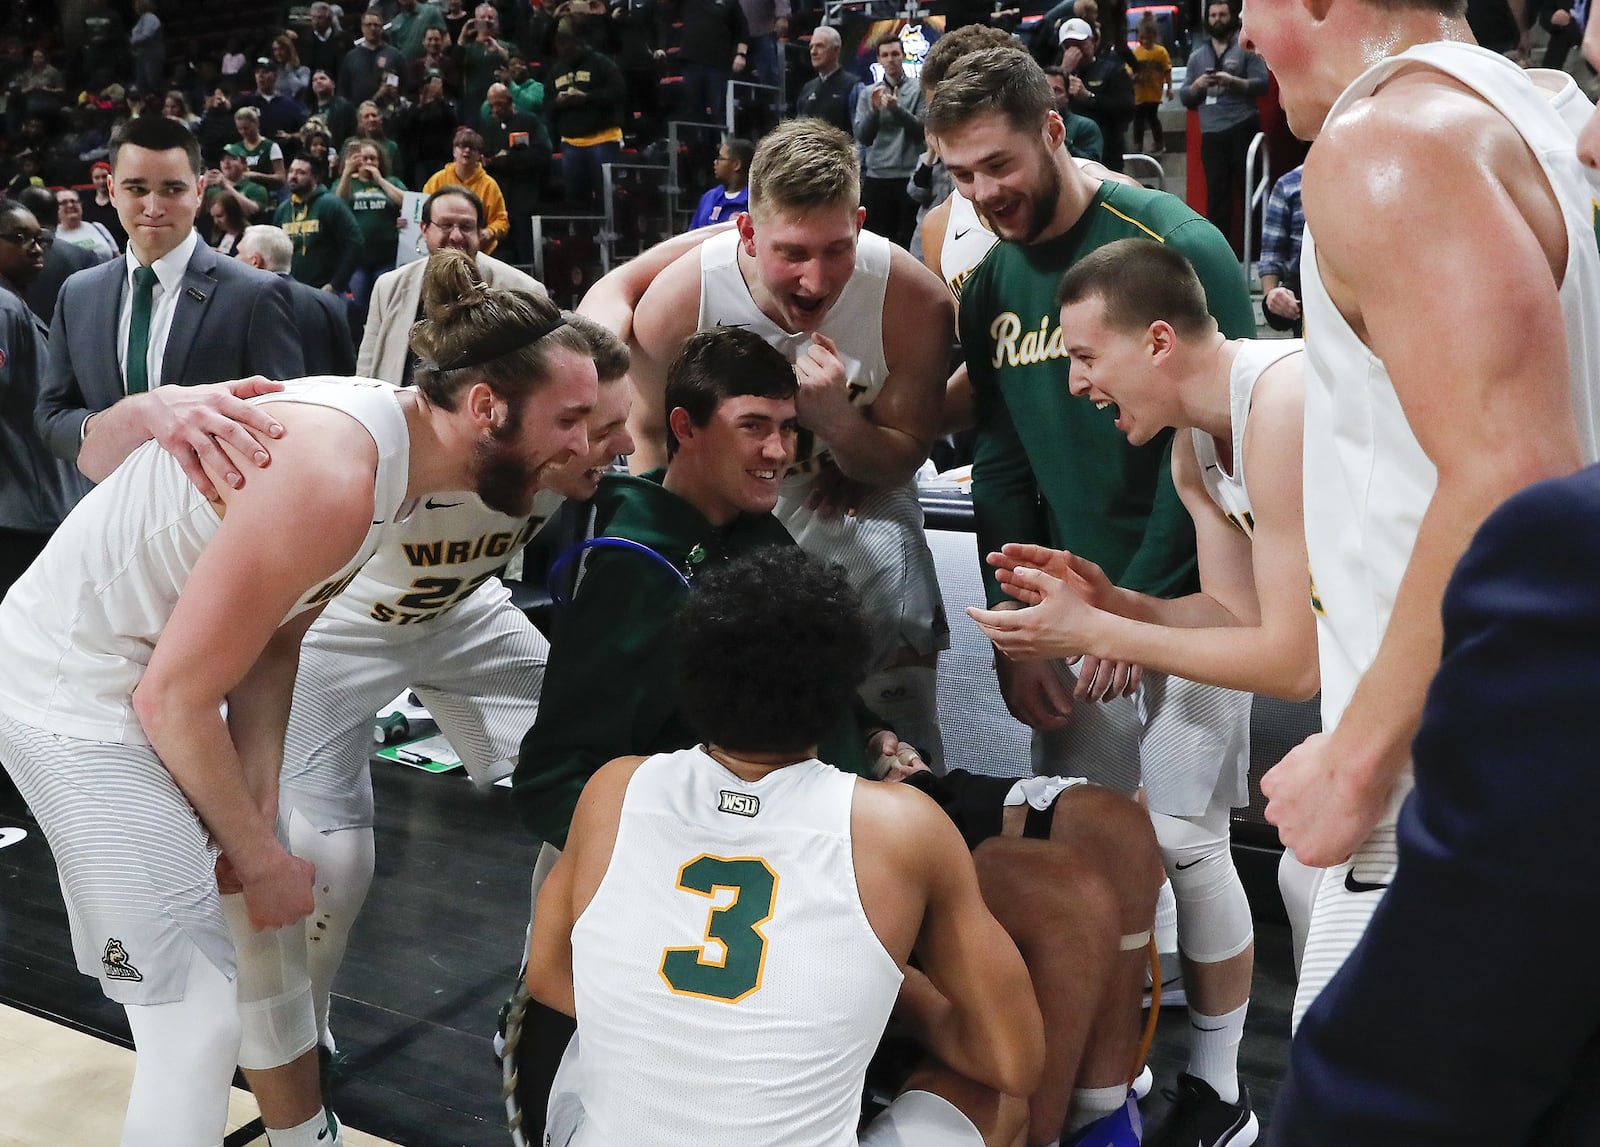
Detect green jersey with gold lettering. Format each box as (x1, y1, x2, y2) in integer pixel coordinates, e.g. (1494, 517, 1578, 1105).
(959, 180, 1255, 606)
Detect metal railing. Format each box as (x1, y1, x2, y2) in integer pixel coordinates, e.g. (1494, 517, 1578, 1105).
(1241, 130, 1270, 288)
(666, 118, 727, 232)
(602, 161, 675, 270)
(1121, 152, 1167, 192)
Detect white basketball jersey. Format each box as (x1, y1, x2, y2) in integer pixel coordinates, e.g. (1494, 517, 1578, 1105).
(939, 191, 998, 301)
(1191, 339, 1304, 538)
(0, 378, 410, 745)
(1301, 41, 1600, 734)
(316, 488, 562, 631)
(569, 747, 902, 1147)
(698, 227, 892, 470)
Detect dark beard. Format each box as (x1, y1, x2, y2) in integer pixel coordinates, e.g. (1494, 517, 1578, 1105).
(471, 404, 538, 516)
(1018, 155, 1063, 245)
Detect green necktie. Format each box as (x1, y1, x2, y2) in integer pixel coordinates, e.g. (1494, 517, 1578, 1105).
(126, 265, 159, 395)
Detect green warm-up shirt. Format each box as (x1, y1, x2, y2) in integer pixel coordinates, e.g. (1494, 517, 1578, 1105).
(959, 180, 1256, 607)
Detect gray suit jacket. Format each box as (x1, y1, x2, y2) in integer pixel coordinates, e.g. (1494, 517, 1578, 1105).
(278, 273, 357, 377)
(357, 253, 545, 383)
(36, 238, 305, 461)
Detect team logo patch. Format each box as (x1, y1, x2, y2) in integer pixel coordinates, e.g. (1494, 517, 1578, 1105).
(102, 938, 143, 982)
(717, 790, 760, 818)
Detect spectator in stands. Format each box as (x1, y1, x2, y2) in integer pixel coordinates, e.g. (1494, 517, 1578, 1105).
(1059, 17, 1134, 172)
(308, 69, 358, 150)
(16, 186, 102, 324)
(795, 25, 854, 136)
(236, 224, 356, 375)
(275, 155, 362, 293)
(405, 26, 462, 97)
(297, 2, 346, 81)
(194, 87, 238, 165)
(241, 58, 308, 145)
(81, 0, 126, 85)
(357, 185, 544, 380)
(54, 189, 119, 261)
(458, 3, 512, 125)
(1179, 0, 1267, 254)
(226, 106, 287, 190)
(337, 140, 408, 308)
(1129, 11, 1171, 154)
(340, 10, 405, 104)
(81, 161, 128, 249)
(1042, 65, 1107, 161)
(1257, 163, 1304, 336)
(688, 135, 751, 228)
(13, 47, 63, 126)
(388, 0, 449, 59)
(270, 34, 311, 102)
(4, 151, 44, 198)
(162, 89, 198, 130)
(481, 52, 542, 119)
(481, 82, 549, 264)
(739, 0, 789, 85)
(220, 38, 248, 80)
(607, 0, 661, 138)
(549, 20, 626, 211)
(662, 0, 751, 123)
(129, 0, 165, 97)
(443, 0, 473, 43)
(348, 98, 401, 170)
(422, 127, 509, 254)
(208, 191, 249, 256)
(854, 34, 924, 249)
(1538, 0, 1587, 68)
(398, 69, 461, 187)
(206, 150, 273, 219)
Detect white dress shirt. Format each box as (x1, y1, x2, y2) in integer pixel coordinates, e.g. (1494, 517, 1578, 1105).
(117, 228, 200, 394)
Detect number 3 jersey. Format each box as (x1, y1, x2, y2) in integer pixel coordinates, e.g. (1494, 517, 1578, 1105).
(568, 746, 903, 1147)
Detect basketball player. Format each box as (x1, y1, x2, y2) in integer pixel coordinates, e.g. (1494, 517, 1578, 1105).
(929, 47, 1262, 1147)
(254, 314, 631, 1067)
(0, 251, 596, 1147)
(621, 119, 955, 764)
(969, 239, 1320, 971)
(526, 547, 1044, 1147)
(1241, 0, 1600, 1030)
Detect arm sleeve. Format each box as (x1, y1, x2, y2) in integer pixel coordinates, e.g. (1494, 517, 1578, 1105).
(35, 288, 92, 461)
(1115, 432, 1200, 597)
(963, 294, 1050, 608)
(1169, 217, 1257, 338)
(1178, 47, 1207, 107)
(853, 85, 880, 143)
(1257, 176, 1292, 280)
(590, 57, 627, 120)
(512, 552, 680, 847)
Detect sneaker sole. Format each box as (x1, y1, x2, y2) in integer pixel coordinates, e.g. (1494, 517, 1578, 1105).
(1221, 1110, 1260, 1147)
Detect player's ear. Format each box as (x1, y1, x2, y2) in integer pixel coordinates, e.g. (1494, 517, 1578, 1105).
(465, 380, 502, 429)
(856, 205, 867, 231)
(736, 211, 757, 255)
(1043, 109, 1066, 150)
(1147, 320, 1177, 361)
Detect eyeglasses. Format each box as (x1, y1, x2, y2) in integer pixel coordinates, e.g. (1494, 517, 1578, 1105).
(424, 221, 478, 237)
(0, 231, 50, 249)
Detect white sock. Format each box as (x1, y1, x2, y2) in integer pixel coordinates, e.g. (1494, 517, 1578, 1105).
(1188, 1000, 1248, 1104)
(1154, 879, 1179, 954)
(1064, 1083, 1128, 1134)
(266, 1109, 341, 1146)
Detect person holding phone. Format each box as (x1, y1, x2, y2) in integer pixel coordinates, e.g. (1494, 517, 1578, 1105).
(336, 140, 408, 311)
(1180, 0, 1269, 255)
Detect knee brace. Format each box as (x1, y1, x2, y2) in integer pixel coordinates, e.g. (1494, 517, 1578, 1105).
(224, 894, 318, 1071)
(1150, 806, 1253, 964)
(1277, 848, 1322, 977)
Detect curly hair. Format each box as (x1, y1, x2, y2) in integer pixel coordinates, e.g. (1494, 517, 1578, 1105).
(674, 548, 871, 756)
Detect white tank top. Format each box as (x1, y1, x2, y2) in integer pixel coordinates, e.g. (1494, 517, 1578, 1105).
(698, 227, 891, 473)
(0, 378, 410, 745)
(1301, 41, 1600, 733)
(1191, 339, 1304, 538)
(569, 746, 902, 1147)
(316, 488, 562, 631)
(939, 191, 998, 301)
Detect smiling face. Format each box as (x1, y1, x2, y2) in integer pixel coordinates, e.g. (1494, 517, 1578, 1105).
(738, 202, 863, 334)
(1060, 296, 1170, 444)
(672, 394, 798, 523)
(539, 377, 635, 500)
(935, 109, 1064, 245)
(111, 143, 201, 263)
(56, 189, 83, 226)
(472, 348, 598, 515)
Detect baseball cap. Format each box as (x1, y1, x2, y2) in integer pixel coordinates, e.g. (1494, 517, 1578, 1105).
(1059, 17, 1094, 43)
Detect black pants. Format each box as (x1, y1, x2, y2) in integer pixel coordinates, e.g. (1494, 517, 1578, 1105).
(1131, 101, 1164, 153)
(861, 176, 919, 250)
(1201, 117, 1259, 257)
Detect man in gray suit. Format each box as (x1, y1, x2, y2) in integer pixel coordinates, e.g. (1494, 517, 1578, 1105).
(36, 116, 305, 503)
(237, 225, 357, 377)
(358, 185, 543, 383)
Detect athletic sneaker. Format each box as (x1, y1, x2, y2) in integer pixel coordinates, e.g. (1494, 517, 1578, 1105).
(1144, 1074, 1258, 1147)
(1143, 955, 1187, 1010)
(1063, 1095, 1143, 1146)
